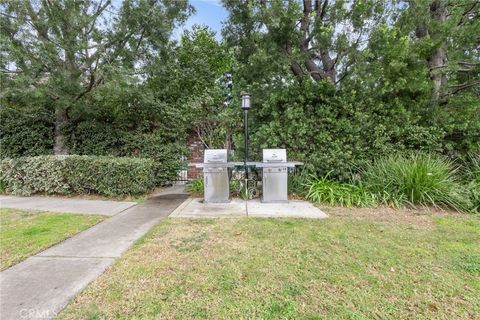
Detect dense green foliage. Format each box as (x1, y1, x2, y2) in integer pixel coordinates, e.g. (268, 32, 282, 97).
(0, 156, 156, 196)
(1, 1, 478, 201)
(223, 0, 479, 170)
(64, 156, 155, 196)
(287, 169, 309, 197)
(0, 0, 192, 180)
(246, 80, 450, 179)
(0, 104, 54, 157)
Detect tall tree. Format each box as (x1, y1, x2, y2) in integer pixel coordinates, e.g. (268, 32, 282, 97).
(406, 0, 480, 102)
(222, 0, 387, 84)
(0, 0, 192, 154)
(147, 26, 236, 149)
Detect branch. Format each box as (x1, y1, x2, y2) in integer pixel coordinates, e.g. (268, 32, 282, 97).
(85, 0, 112, 36)
(447, 80, 480, 95)
(1, 69, 22, 74)
(457, 2, 478, 26)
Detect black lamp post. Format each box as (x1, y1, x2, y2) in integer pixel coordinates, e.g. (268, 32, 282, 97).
(241, 93, 251, 179)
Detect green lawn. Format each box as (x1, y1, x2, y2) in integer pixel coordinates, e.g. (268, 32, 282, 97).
(59, 208, 479, 319)
(0, 208, 105, 270)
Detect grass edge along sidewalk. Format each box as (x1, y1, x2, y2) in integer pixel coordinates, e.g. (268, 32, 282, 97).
(0, 208, 105, 270)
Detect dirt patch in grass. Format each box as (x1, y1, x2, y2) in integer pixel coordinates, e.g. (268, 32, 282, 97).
(59, 210, 480, 320)
(321, 205, 463, 230)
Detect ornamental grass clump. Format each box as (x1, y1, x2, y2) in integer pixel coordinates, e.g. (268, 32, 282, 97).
(186, 178, 204, 195)
(362, 153, 468, 211)
(306, 174, 377, 207)
(464, 154, 480, 213)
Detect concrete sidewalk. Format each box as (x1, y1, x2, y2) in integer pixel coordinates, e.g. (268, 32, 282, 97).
(0, 187, 188, 320)
(0, 195, 136, 216)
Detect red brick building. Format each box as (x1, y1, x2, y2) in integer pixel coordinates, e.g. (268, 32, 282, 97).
(186, 130, 204, 180)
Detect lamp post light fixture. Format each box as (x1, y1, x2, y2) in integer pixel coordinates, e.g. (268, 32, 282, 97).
(241, 93, 251, 180)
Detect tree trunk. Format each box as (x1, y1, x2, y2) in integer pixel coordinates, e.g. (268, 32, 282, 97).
(429, 44, 448, 101)
(298, 0, 336, 83)
(428, 0, 448, 101)
(304, 59, 324, 81)
(416, 0, 448, 102)
(53, 107, 69, 155)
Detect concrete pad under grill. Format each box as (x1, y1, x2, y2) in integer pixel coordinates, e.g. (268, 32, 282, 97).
(170, 198, 247, 218)
(170, 197, 327, 219)
(247, 199, 327, 219)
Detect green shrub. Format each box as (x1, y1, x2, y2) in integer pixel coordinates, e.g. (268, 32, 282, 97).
(362, 153, 468, 211)
(306, 174, 378, 207)
(0, 105, 54, 158)
(67, 129, 186, 186)
(0, 155, 156, 196)
(247, 81, 445, 180)
(64, 156, 155, 196)
(186, 178, 204, 195)
(0, 156, 70, 196)
(118, 133, 186, 185)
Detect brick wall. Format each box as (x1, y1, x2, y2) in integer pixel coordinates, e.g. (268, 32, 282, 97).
(187, 131, 204, 179)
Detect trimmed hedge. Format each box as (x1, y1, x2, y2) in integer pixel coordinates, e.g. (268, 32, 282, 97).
(0, 155, 156, 196)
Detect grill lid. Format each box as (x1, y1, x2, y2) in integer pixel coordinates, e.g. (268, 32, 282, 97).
(204, 149, 228, 164)
(263, 149, 287, 163)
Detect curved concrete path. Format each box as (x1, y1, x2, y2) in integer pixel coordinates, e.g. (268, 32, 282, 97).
(0, 187, 188, 320)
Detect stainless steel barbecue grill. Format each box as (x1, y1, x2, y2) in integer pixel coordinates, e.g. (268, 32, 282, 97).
(255, 149, 302, 203)
(190, 148, 302, 203)
(194, 149, 231, 203)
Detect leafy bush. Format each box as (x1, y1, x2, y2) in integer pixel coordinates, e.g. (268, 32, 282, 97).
(67, 127, 186, 186)
(306, 174, 378, 207)
(186, 178, 204, 195)
(64, 156, 155, 196)
(0, 156, 70, 195)
(0, 105, 54, 158)
(247, 81, 445, 180)
(362, 153, 468, 211)
(0, 155, 156, 196)
(119, 133, 186, 185)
